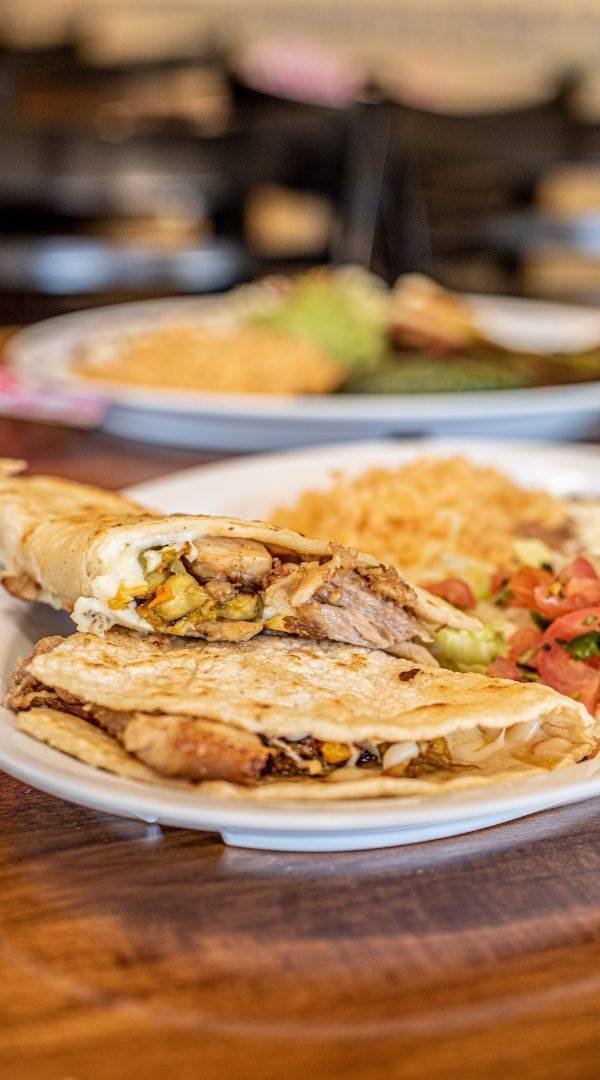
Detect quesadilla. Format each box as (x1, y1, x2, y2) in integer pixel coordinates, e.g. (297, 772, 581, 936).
(6, 630, 596, 799)
(0, 462, 477, 660)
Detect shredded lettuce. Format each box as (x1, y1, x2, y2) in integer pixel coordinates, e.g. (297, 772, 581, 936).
(433, 626, 506, 674)
(512, 538, 555, 568)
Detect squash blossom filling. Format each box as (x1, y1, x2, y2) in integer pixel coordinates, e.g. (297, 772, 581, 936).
(109, 543, 265, 637)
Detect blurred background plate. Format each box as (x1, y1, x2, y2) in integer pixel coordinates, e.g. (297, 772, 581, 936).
(6, 291, 600, 449)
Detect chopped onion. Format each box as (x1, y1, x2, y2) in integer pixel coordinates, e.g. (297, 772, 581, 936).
(382, 741, 420, 774)
(505, 718, 543, 746)
(449, 727, 506, 764)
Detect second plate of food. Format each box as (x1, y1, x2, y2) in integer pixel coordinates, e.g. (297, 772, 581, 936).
(7, 270, 600, 448)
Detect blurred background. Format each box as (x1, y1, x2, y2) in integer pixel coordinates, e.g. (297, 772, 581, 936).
(2, 0, 600, 322)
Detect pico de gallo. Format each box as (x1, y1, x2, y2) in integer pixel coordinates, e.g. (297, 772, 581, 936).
(424, 554, 600, 716)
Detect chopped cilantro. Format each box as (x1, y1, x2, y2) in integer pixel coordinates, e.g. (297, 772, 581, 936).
(494, 586, 513, 607)
(530, 611, 550, 631)
(563, 632, 600, 660)
(519, 668, 541, 682)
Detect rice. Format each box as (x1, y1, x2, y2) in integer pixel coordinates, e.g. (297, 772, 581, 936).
(271, 455, 568, 577)
(74, 324, 342, 396)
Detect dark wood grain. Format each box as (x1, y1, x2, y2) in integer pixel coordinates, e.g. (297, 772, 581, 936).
(1, 415, 600, 1080)
(0, 416, 226, 488)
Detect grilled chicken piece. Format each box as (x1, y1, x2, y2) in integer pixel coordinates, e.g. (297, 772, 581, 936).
(188, 537, 273, 585)
(119, 713, 268, 782)
(204, 579, 237, 602)
(195, 620, 263, 642)
(6, 653, 269, 783)
(281, 556, 346, 606)
(263, 560, 336, 614)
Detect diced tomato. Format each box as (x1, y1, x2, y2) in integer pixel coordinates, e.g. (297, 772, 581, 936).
(533, 579, 600, 621)
(564, 576, 600, 603)
(505, 566, 554, 608)
(562, 557, 598, 581)
(534, 558, 600, 619)
(538, 645, 600, 714)
(532, 588, 578, 621)
(491, 570, 509, 596)
(508, 627, 544, 668)
(542, 607, 600, 647)
(424, 578, 475, 609)
(487, 657, 522, 681)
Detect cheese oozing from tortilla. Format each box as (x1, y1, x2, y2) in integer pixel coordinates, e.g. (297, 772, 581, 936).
(74, 539, 201, 633)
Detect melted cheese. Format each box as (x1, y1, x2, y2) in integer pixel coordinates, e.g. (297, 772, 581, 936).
(72, 596, 148, 633)
(81, 537, 201, 633)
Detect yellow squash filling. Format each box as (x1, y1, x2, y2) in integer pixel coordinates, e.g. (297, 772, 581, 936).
(110, 545, 264, 630)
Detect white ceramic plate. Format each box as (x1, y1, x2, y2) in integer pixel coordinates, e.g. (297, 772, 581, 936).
(1, 437, 600, 851)
(6, 294, 600, 449)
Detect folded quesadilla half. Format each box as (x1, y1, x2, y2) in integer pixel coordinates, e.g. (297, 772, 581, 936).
(7, 630, 596, 799)
(0, 462, 477, 660)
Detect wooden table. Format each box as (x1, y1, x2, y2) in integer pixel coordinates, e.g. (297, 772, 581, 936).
(1, 416, 600, 1080)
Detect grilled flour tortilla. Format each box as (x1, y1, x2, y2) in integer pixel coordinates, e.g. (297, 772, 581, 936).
(6, 630, 596, 800)
(0, 462, 476, 660)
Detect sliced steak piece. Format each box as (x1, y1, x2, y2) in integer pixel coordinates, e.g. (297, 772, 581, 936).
(6, 636, 69, 710)
(354, 565, 417, 607)
(293, 599, 419, 650)
(517, 520, 574, 550)
(265, 564, 424, 649)
(317, 569, 423, 638)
